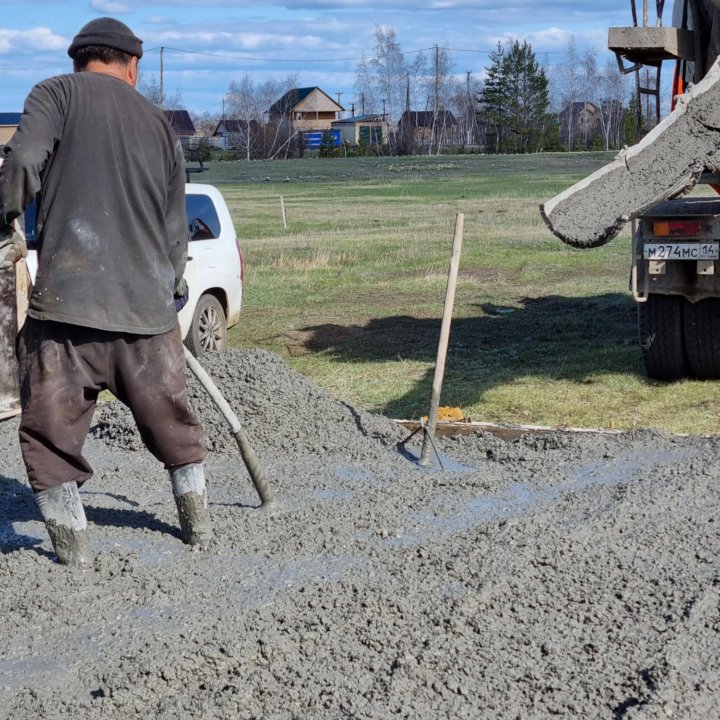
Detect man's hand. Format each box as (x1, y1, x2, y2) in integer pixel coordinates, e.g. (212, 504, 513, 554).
(0, 226, 28, 270)
(174, 277, 189, 313)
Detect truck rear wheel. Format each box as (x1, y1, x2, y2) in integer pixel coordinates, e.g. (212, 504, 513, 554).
(638, 294, 687, 381)
(684, 298, 720, 379)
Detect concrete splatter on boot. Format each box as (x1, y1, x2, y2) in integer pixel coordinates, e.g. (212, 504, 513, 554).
(169, 463, 213, 548)
(35, 482, 92, 567)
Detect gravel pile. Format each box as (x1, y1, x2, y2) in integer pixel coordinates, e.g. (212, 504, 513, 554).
(1, 350, 719, 719)
(92, 348, 407, 460)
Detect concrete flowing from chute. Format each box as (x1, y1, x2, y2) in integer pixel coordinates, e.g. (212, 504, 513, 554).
(542, 59, 720, 248)
(0, 349, 718, 718)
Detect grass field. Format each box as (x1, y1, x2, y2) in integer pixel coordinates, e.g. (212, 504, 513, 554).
(197, 153, 720, 435)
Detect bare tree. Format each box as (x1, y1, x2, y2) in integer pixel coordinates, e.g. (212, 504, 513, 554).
(579, 49, 599, 150)
(354, 54, 379, 117)
(138, 73, 183, 109)
(190, 111, 219, 138)
(370, 26, 407, 123)
(225, 74, 264, 160)
(596, 59, 629, 150)
(224, 73, 298, 159)
(354, 26, 430, 152)
(558, 36, 581, 150)
(421, 45, 456, 153)
(448, 71, 481, 147)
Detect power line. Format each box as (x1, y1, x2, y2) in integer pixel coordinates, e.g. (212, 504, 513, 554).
(143, 43, 573, 65)
(145, 46, 375, 62)
(0, 42, 596, 75)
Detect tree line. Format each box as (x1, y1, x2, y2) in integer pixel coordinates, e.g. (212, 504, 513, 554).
(140, 28, 644, 159)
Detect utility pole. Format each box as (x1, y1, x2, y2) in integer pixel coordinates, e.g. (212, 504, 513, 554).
(430, 44, 440, 154)
(404, 71, 411, 153)
(159, 46, 164, 110)
(465, 70, 473, 145)
(335, 92, 345, 118)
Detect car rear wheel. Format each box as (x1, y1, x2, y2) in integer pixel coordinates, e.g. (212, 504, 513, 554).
(185, 294, 227, 357)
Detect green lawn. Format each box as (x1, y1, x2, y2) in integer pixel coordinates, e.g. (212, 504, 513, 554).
(197, 153, 720, 435)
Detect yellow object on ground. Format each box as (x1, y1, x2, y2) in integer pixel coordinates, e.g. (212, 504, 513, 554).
(422, 406, 467, 423)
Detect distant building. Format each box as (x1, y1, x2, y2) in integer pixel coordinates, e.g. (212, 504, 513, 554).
(398, 110, 459, 146)
(212, 118, 261, 151)
(331, 114, 387, 146)
(267, 87, 344, 133)
(0, 113, 22, 146)
(164, 109, 197, 149)
(558, 101, 602, 150)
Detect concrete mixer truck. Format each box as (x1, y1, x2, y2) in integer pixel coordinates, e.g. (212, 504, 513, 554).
(542, 0, 720, 380)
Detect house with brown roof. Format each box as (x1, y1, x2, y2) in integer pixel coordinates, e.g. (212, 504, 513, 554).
(558, 101, 606, 150)
(213, 118, 263, 151)
(0, 113, 22, 146)
(398, 110, 459, 145)
(164, 109, 197, 149)
(267, 87, 344, 133)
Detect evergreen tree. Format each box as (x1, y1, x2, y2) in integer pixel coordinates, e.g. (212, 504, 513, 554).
(478, 43, 507, 154)
(479, 40, 551, 153)
(622, 92, 648, 145)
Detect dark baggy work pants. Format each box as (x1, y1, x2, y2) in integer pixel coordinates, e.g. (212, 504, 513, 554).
(17, 318, 208, 492)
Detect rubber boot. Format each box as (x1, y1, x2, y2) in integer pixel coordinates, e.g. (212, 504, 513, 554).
(35, 482, 92, 567)
(169, 463, 213, 548)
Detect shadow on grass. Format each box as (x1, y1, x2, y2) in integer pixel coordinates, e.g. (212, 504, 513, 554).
(294, 293, 640, 418)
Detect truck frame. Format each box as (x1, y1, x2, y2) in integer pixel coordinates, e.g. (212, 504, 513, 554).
(593, 0, 720, 379)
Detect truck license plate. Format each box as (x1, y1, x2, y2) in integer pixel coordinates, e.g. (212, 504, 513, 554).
(643, 242, 719, 260)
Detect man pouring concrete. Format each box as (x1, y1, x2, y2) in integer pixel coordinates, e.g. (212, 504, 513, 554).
(0, 17, 212, 566)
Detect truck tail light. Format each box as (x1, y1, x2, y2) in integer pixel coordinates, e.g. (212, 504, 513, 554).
(652, 220, 703, 237)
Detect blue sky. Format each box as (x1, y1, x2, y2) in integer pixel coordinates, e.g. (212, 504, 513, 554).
(1, 1, 639, 116)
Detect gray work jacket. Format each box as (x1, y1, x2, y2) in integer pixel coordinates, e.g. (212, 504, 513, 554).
(0, 71, 187, 334)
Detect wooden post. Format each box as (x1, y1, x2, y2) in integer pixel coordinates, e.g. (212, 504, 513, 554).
(280, 196, 288, 230)
(419, 212, 464, 466)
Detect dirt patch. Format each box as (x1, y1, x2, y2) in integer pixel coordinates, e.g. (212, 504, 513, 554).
(1, 349, 719, 718)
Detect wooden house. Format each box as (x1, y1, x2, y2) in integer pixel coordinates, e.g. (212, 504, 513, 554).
(267, 87, 344, 132)
(558, 101, 602, 149)
(0, 113, 22, 146)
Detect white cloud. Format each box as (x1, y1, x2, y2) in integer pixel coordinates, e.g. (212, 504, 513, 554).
(490, 26, 607, 52)
(0, 27, 67, 54)
(90, 0, 132, 13)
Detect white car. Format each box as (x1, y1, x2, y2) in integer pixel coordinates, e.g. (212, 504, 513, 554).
(24, 182, 243, 356)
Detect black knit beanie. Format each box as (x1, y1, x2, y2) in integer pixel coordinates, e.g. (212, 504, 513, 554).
(67, 17, 143, 59)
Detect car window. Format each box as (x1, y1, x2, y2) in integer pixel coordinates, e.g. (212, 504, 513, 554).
(186, 194, 221, 241)
(23, 198, 38, 250)
(23, 192, 222, 248)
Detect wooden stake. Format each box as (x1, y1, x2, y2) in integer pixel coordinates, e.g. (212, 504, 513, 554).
(419, 212, 464, 467)
(280, 195, 288, 230)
